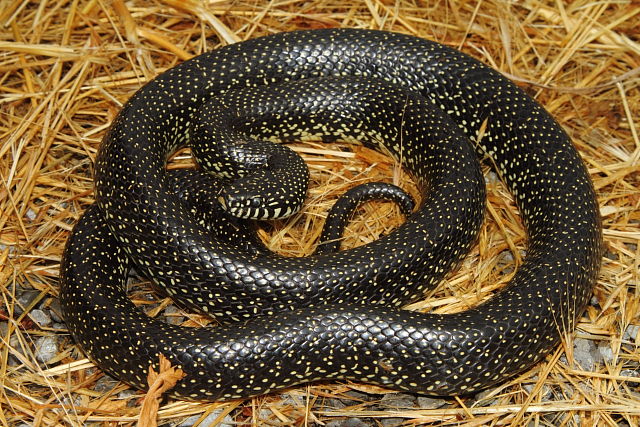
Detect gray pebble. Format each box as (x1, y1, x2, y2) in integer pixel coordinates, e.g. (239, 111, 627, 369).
(603, 249, 618, 261)
(620, 369, 640, 378)
(164, 305, 185, 325)
(623, 324, 639, 342)
(572, 338, 597, 371)
(597, 343, 614, 364)
(381, 393, 416, 408)
(343, 390, 372, 401)
(52, 322, 66, 331)
(336, 390, 374, 407)
(118, 389, 138, 402)
(497, 251, 515, 274)
(326, 398, 347, 410)
(326, 418, 371, 427)
(473, 388, 498, 407)
(522, 383, 552, 400)
(380, 418, 405, 427)
(178, 410, 233, 427)
(94, 375, 119, 392)
(558, 382, 576, 397)
(48, 299, 64, 323)
(485, 171, 499, 184)
(416, 396, 447, 409)
(501, 251, 514, 263)
(15, 290, 40, 315)
(30, 309, 52, 327)
(35, 336, 59, 362)
(258, 409, 273, 420)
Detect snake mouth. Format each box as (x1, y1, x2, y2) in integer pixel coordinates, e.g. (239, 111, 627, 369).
(218, 195, 268, 219)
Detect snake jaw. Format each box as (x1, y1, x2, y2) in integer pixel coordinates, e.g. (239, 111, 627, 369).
(222, 193, 266, 219)
(222, 191, 298, 220)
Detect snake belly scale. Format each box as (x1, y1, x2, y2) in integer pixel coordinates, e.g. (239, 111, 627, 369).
(60, 28, 602, 401)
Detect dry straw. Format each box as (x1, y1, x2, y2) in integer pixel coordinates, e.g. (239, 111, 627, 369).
(1, 0, 638, 426)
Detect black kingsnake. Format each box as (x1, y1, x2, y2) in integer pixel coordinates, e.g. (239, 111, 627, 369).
(60, 28, 602, 401)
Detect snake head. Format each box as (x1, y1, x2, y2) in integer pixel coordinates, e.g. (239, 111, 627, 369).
(211, 140, 310, 220)
(218, 174, 302, 220)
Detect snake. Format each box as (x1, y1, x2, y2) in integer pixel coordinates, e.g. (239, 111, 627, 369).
(59, 28, 603, 401)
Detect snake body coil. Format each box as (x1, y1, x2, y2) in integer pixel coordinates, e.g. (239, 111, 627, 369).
(60, 29, 602, 401)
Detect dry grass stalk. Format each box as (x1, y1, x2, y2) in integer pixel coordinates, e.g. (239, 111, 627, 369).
(1, 0, 638, 425)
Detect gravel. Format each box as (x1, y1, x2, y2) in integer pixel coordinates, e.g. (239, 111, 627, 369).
(29, 309, 52, 327)
(35, 336, 59, 362)
(178, 411, 234, 427)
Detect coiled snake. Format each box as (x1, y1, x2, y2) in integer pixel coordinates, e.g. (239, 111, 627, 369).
(60, 29, 602, 401)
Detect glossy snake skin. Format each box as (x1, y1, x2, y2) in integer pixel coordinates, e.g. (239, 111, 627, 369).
(60, 28, 602, 401)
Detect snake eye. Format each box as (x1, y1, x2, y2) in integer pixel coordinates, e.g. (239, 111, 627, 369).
(250, 197, 262, 207)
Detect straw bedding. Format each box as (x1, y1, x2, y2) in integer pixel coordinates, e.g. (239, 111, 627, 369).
(1, 0, 638, 425)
